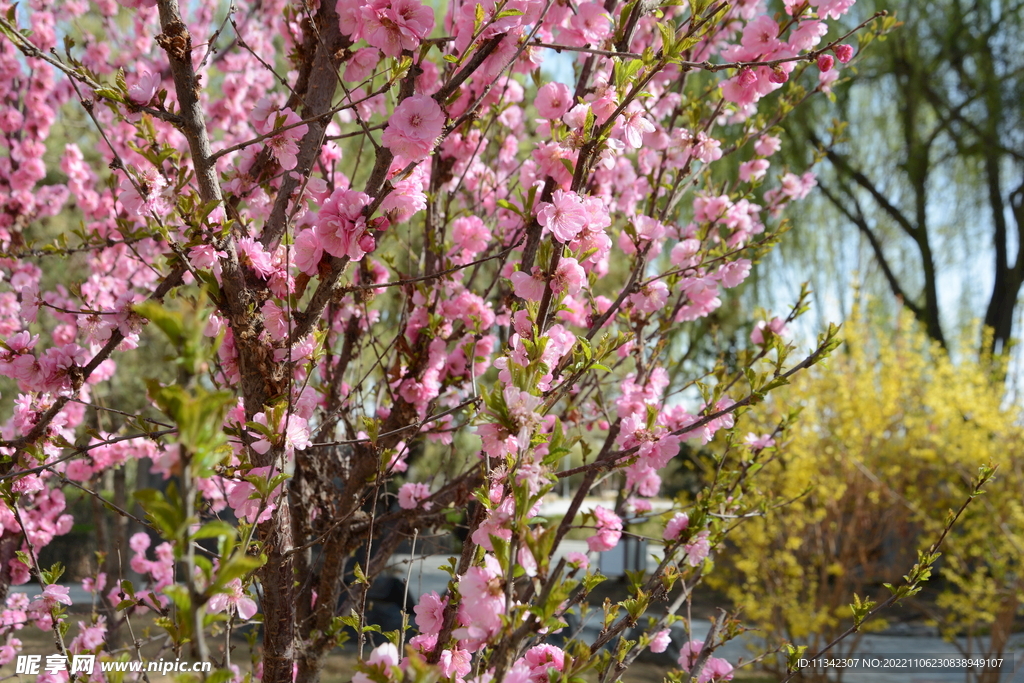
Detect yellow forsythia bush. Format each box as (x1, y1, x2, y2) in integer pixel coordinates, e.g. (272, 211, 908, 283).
(708, 311, 1024, 676)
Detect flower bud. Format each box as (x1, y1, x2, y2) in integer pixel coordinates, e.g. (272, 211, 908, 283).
(833, 43, 854, 63)
(768, 66, 789, 84)
(817, 54, 835, 72)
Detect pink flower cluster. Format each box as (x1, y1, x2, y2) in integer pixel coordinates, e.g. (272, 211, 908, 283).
(208, 579, 258, 620)
(678, 640, 734, 682)
(339, 0, 435, 56)
(588, 505, 623, 552)
(224, 466, 286, 524)
(382, 95, 446, 162)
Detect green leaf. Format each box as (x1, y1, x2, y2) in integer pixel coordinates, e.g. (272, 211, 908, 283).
(41, 562, 65, 585)
(211, 553, 266, 591)
(136, 300, 185, 346)
(206, 670, 239, 683)
(474, 2, 485, 32)
(93, 87, 124, 103)
(657, 22, 676, 56)
(163, 584, 191, 612)
(192, 520, 237, 541)
(135, 485, 188, 542)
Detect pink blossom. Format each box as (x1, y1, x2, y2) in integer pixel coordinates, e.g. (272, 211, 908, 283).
(671, 239, 701, 267)
(450, 215, 491, 262)
(226, 466, 285, 524)
(780, 171, 817, 200)
(678, 639, 704, 669)
(562, 102, 591, 130)
(551, 258, 585, 297)
(82, 573, 106, 595)
(71, 616, 107, 651)
(503, 660, 534, 683)
(715, 259, 751, 288)
(663, 512, 690, 541)
(456, 555, 505, 649)
(629, 281, 669, 314)
(510, 268, 546, 302)
(266, 108, 309, 171)
(362, 0, 434, 57)
(692, 132, 724, 163)
(567, 2, 611, 44)
(751, 317, 789, 345)
(504, 385, 543, 440)
(353, 642, 401, 683)
(739, 159, 769, 182)
(619, 108, 656, 148)
(397, 482, 431, 509)
(0, 108, 24, 134)
(768, 67, 789, 84)
(129, 531, 150, 554)
(128, 71, 160, 105)
(566, 551, 589, 569)
(0, 637, 21, 666)
(344, 47, 380, 83)
(381, 95, 445, 161)
(813, 0, 856, 20)
(538, 190, 587, 243)
(337, 0, 366, 39)
(744, 433, 776, 450)
(754, 135, 781, 157)
(35, 584, 72, 608)
(534, 82, 572, 119)
(249, 412, 311, 457)
(817, 54, 835, 72)
(236, 237, 276, 279)
(414, 591, 446, 635)
(676, 276, 722, 322)
(834, 44, 855, 63)
(789, 20, 828, 51)
(684, 530, 711, 567)
(252, 96, 279, 134)
(293, 229, 324, 274)
(741, 15, 781, 54)
(380, 173, 426, 224)
(524, 644, 565, 681)
(702, 657, 734, 682)
(207, 578, 258, 620)
(261, 300, 290, 340)
(189, 244, 226, 272)
(119, 169, 168, 218)
(819, 67, 840, 93)
(368, 642, 400, 667)
(587, 505, 622, 552)
(316, 188, 372, 261)
(650, 629, 671, 653)
(439, 648, 472, 679)
(471, 497, 514, 551)
(39, 343, 88, 392)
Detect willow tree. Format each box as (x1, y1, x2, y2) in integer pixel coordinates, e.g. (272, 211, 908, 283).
(781, 0, 1024, 363)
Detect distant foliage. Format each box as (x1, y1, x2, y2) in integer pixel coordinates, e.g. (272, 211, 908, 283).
(711, 311, 1022, 681)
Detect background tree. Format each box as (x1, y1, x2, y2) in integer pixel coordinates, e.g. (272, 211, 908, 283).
(778, 0, 1024, 364)
(710, 310, 1022, 683)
